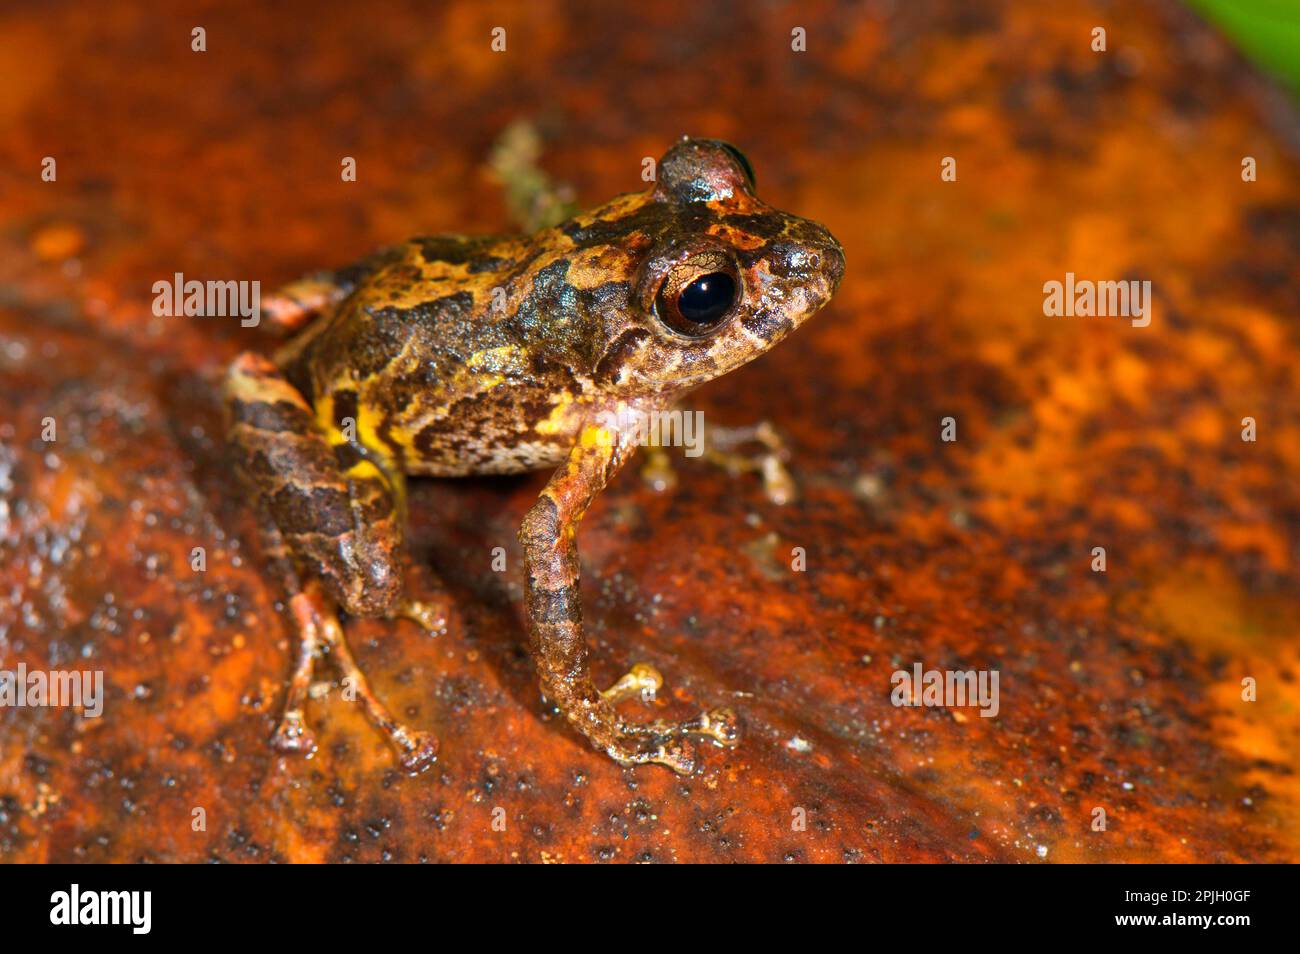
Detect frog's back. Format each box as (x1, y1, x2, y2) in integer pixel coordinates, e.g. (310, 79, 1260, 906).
(276, 234, 598, 477)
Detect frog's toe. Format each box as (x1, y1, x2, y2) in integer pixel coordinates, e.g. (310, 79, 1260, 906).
(641, 706, 742, 748)
(691, 706, 743, 747)
(396, 597, 448, 636)
(601, 662, 664, 704)
(271, 711, 318, 757)
(608, 734, 698, 776)
(392, 728, 439, 773)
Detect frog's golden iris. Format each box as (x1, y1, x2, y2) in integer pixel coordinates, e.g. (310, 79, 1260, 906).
(651, 243, 742, 337)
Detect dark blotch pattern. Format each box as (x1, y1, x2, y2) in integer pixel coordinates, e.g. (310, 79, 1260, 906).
(271, 483, 352, 537)
(231, 398, 311, 433)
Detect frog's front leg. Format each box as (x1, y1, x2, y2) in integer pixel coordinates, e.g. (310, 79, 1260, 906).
(224, 353, 439, 771)
(519, 421, 741, 774)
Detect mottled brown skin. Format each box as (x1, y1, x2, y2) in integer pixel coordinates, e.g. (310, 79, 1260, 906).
(223, 138, 844, 773)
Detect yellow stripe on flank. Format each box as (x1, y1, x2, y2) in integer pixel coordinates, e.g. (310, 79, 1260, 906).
(314, 394, 341, 442)
(315, 390, 407, 461)
(346, 458, 385, 481)
(354, 403, 391, 456)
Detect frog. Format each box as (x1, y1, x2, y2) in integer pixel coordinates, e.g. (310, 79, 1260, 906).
(223, 137, 844, 775)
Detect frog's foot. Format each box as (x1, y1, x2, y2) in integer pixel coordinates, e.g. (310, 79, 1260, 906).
(641, 417, 796, 504)
(317, 602, 439, 772)
(704, 420, 797, 505)
(597, 664, 741, 774)
(397, 597, 448, 635)
(272, 586, 438, 773)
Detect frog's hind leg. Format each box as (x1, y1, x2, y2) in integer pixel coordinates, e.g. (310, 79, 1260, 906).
(223, 352, 438, 771)
(259, 246, 407, 337)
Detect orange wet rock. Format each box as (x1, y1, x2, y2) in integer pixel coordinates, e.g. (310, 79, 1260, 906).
(29, 223, 84, 262)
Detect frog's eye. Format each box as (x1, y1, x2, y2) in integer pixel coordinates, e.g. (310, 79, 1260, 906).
(654, 264, 741, 337)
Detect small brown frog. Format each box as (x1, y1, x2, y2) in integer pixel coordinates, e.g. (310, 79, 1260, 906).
(224, 138, 844, 774)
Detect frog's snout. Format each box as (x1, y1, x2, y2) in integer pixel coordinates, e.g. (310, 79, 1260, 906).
(799, 224, 844, 307)
(818, 230, 846, 294)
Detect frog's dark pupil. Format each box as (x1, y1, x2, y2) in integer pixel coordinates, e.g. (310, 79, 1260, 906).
(677, 273, 735, 325)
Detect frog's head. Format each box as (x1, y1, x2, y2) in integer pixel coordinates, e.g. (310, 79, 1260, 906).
(589, 137, 844, 402)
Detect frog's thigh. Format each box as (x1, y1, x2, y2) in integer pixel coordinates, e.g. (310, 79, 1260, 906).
(224, 352, 406, 617)
(260, 245, 406, 336)
(258, 272, 345, 336)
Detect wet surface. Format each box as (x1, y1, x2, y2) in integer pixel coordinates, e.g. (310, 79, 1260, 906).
(0, 0, 1297, 862)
